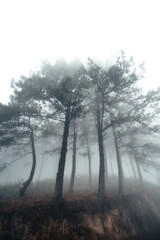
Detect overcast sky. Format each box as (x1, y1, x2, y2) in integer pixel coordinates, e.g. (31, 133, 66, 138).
(0, 0, 160, 103)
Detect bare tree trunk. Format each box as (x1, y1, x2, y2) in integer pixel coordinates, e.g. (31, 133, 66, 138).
(86, 133, 92, 187)
(68, 118, 78, 193)
(95, 90, 105, 199)
(19, 126, 36, 197)
(52, 107, 70, 202)
(37, 155, 45, 181)
(104, 146, 108, 185)
(108, 148, 114, 176)
(112, 123, 124, 196)
(97, 127, 105, 199)
(129, 155, 136, 179)
(135, 159, 143, 189)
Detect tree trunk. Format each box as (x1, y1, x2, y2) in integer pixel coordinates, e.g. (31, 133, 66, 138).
(37, 154, 45, 181)
(104, 146, 108, 184)
(68, 118, 78, 193)
(52, 107, 70, 202)
(97, 126, 105, 199)
(129, 155, 136, 179)
(86, 133, 92, 188)
(19, 127, 36, 197)
(95, 93, 105, 199)
(135, 159, 143, 189)
(112, 123, 124, 196)
(108, 148, 114, 175)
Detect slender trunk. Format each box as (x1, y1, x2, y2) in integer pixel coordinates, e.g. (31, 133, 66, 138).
(37, 155, 45, 181)
(112, 123, 124, 195)
(108, 148, 114, 175)
(104, 146, 108, 184)
(86, 133, 92, 188)
(52, 107, 70, 202)
(97, 126, 105, 199)
(19, 127, 36, 197)
(95, 90, 105, 199)
(129, 155, 136, 179)
(135, 159, 143, 189)
(68, 119, 78, 193)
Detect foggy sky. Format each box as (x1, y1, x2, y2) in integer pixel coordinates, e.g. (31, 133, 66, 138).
(0, 0, 160, 103)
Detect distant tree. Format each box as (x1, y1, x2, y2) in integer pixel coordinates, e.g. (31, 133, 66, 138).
(112, 122, 124, 195)
(68, 118, 79, 193)
(79, 115, 96, 187)
(117, 123, 160, 191)
(0, 103, 19, 149)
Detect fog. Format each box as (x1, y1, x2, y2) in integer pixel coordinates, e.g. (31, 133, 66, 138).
(0, 125, 159, 189)
(1, 0, 160, 104)
(1, 2, 160, 239)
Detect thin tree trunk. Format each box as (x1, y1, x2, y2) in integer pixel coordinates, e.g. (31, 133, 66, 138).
(68, 118, 78, 193)
(19, 126, 36, 197)
(94, 90, 105, 199)
(95, 104, 105, 199)
(112, 123, 124, 195)
(97, 126, 105, 199)
(129, 155, 136, 179)
(37, 155, 45, 181)
(52, 107, 70, 202)
(104, 146, 108, 184)
(86, 133, 92, 188)
(108, 148, 114, 175)
(135, 159, 143, 189)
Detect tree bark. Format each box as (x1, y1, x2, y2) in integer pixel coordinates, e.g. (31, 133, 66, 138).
(112, 123, 124, 196)
(68, 118, 78, 193)
(52, 107, 70, 202)
(19, 126, 37, 197)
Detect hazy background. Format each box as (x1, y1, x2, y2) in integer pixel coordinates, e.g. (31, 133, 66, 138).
(0, 0, 160, 192)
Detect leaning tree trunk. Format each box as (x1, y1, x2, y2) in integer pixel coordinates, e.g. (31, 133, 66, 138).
(68, 118, 78, 193)
(86, 133, 92, 188)
(112, 123, 124, 196)
(19, 126, 36, 197)
(52, 107, 70, 202)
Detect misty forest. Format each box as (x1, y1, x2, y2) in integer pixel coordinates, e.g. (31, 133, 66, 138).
(1, 52, 160, 240)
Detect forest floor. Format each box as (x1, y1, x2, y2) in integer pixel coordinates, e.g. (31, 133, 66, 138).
(0, 178, 160, 240)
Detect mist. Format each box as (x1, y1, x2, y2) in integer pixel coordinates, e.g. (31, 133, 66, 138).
(1, 1, 160, 238)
